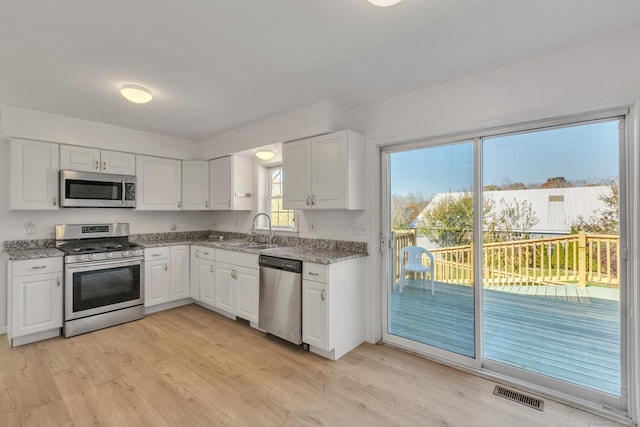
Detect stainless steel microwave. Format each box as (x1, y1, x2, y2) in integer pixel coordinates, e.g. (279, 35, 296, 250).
(60, 170, 136, 208)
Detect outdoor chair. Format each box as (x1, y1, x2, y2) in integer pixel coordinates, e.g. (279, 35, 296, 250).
(399, 246, 435, 295)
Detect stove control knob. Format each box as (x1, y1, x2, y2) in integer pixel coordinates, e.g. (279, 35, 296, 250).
(76, 255, 84, 262)
(122, 251, 129, 257)
(105, 252, 113, 258)
(88, 254, 96, 260)
(131, 250, 138, 256)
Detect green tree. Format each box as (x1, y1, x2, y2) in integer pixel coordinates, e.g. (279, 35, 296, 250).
(391, 191, 429, 230)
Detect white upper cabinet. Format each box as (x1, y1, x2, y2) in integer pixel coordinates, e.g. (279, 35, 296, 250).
(182, 160, 210, 210)
(10, 138, 60, 210)
(209, 155, 253, 211)
(60, 145, 135, 175)
(136, 155, 182, 210)
(283, 130, 365, 210)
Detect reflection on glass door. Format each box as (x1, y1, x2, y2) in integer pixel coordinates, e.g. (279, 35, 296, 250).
(386, 142, 475, 358)
(482, 119, 622, 396)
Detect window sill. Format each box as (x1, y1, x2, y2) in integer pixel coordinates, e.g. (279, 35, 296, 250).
(254, 227, 298, 236)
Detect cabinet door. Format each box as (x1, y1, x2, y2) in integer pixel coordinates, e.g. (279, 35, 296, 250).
(101, 150, 135, 175)
(302, 280, 329, 350)
(282, 138, 312, 209)
(198, 258, 216, 306)
(235, 266, 259, 323)
(145, 259, 170, 307)
(60, 145, 101, 172)
(230, 155, 253, 211)
(209, 157, 231, 210)
(136, 155, 182, 210)
(182, 161, 210, 210)
(215, 262, 235, 313)
(190, 247, 200, 300)
(10, 138, 60, 210)
(170, 246, 190, 300)
(311, 132, 348, 209)
(11, 272, 62, 337)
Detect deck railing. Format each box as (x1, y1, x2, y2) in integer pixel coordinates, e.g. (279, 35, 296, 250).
(393, 231, 619, 288)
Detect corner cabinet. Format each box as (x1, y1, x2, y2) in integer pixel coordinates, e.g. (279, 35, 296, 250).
(60, 145, 135, 175)
(209, 155, 253, 210)
(7, 257, 63, 346)
(136, 155, 182, 210)
(182, 160, 210, 210)
(10, 138, 60, 210)
(302, 257, 365, 360)
(283, 130, 365, 210)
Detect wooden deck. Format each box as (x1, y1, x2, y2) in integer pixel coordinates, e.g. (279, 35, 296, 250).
(389, 280, 620, 396)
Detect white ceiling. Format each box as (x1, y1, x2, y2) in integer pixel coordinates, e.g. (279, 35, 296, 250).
(1, 1, 639, 141)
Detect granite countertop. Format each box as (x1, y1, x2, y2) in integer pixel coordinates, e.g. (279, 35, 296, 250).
(139, 238, 366, 264)
(3, 233, 368, 265)
(3, 248, 64, 261)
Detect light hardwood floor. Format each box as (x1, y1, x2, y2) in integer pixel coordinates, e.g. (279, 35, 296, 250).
(0, 305, 627, 426)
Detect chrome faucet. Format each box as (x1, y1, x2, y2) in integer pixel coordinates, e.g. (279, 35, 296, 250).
(250, 212, 273, 244)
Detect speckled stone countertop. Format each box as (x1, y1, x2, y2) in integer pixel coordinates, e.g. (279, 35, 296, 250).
(3, 231, 368, 264)
(133, 231, 368, 265)
(2, 239, 64, 261)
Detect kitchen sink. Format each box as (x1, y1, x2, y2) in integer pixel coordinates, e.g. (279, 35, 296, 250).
(220, 241, 250, 247)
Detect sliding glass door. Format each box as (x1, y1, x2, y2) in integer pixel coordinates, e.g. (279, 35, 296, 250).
(384, 141, 477, 363)
(382, 112, 626, 407)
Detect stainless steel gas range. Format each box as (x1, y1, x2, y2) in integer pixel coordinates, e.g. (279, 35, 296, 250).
(55, 223, 145, 337)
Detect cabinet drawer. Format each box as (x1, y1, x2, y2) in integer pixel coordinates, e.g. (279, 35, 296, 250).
(303, 263, 328, 283)
(11, 257, 62, 277)
(216, 249, 258, 268)
(144, 247, 170, 260)
(193, 246, 216, 261)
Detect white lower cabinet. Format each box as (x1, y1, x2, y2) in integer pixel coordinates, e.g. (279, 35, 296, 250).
(7, 257, 63, 346)
(302, 258, 365, 360)
(144, 246, 190, 309)
(191, 246, 216, 306)
(215, 249, 259, 323)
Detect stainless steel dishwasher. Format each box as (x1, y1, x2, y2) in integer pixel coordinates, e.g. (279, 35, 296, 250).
(259, 255, 303, 345)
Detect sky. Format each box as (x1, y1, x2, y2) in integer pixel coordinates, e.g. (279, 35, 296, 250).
(390, 119, 619, 198)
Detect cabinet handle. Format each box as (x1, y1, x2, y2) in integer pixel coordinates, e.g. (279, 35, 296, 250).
(306, 195, 311, 206)
(164, 263, 168, 271)
(31, 265, 47, 270)
(203, 252, 210, 255)
(57, 277, 60, 287)
(227, 200, 231, 208)
(312, 195, 316, 205)
(321, 289, 326, 301)
(195, 250, 200, 257)
(52, 196, 57, 206)
(210, 266, 214, 273)
(205, 200, 208, 208)
(152, 253, 162, 257)
(102, 161, 106, 170)
(95, 160, 99, 170)
(308, 272, 319, 276)
(178, 201, 182, 208)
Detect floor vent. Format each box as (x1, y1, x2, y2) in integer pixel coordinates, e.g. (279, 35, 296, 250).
(493, 385, 544, 411)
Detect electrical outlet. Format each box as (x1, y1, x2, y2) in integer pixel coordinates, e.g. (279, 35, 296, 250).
(212, 218, 217, 228)
(308, 222, 316, 232)
(170, 220, 177, 231)
(351, 223, 367, 235)
(25, 220, 35, 235)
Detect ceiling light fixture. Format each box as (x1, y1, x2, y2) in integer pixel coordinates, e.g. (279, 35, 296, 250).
(368, 0, 403, 6)
(255, 149, 275, 161)
(120, 84, 153, 104)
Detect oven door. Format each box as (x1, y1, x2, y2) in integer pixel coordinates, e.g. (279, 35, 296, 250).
(65, 257, 144, 321)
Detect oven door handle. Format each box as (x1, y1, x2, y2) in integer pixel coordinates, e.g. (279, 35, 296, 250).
(65, 256, 144, 271)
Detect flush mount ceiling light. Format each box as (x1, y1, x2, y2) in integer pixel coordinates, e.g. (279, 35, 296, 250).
(120, 84, 153, 104)
(368, 0, 403, 6)
(255, 149, 275, 161)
